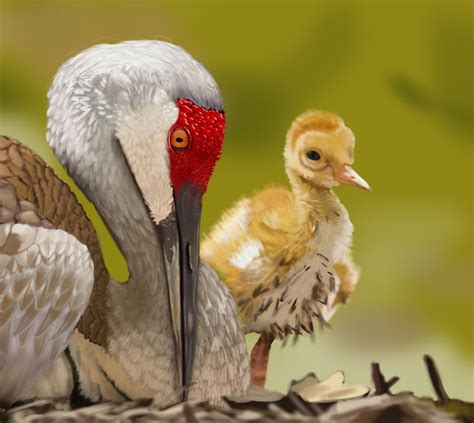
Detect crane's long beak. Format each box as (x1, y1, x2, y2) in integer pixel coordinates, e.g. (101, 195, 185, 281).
(335, 164, 371, 191)
(157, 183, 201, 401)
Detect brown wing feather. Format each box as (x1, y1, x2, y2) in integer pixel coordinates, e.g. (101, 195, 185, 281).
(0, 135, 109, 347)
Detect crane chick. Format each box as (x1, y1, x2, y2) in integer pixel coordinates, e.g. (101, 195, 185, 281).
(202, 110, 370, 386)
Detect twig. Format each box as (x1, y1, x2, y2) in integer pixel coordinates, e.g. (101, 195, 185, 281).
(423, 354, 450, 403)
(371, 362, 400, 395)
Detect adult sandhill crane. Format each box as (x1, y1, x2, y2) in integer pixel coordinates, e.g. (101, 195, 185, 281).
(0, 41, 249, 408)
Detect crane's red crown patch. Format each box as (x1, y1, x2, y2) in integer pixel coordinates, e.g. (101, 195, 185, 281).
(168, 99, 225, 195)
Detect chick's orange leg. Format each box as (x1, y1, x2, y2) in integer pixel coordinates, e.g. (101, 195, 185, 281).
(250, 333, 275, 386)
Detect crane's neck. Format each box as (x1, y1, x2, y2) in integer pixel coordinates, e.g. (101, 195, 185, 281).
(287, 168, 341, 231)
(285, 168, 352, 266)
(103, 194, 170, 311)
(74, 137, 172, 320)
(75, 193, 180, 399)
(66, 152, 179, 399)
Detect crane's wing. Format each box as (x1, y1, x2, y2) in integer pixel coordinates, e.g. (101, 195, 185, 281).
(245, 251, 340, 340)
(0, 222, 94, 407)
(189, 260, 250, 405)
(0, 135, 109, 349)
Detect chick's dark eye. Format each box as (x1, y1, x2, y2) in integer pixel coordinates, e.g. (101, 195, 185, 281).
(306, 150, 321, 161)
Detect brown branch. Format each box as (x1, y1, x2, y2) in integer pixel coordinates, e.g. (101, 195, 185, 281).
(423, 354, 450, 403)
(371, 362, 400, 395)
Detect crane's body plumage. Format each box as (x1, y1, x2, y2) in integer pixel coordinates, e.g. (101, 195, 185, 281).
(0, 40, 249, 408)
(0, 220, 94, 406)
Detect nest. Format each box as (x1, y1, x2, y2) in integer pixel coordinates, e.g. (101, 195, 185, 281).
(2, 355, 473, 423)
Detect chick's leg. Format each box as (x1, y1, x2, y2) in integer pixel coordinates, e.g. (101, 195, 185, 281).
(250, 333, 275, 386)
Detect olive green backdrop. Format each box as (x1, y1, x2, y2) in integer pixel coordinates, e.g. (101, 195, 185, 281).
(1, 0, 472, 399)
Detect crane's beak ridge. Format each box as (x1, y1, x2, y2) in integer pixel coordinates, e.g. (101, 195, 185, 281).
(157, 183, 202, 400)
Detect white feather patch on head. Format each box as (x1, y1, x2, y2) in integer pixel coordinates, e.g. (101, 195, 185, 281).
(229, 240, 263, 270)
(116, 98, 178, 225)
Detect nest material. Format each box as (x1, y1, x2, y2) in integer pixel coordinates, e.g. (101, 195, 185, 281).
(2, 394, 459, 423)
(2, 355, 472, 423)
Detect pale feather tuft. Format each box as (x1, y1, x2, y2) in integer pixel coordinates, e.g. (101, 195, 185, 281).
(287, 110, 345, 148)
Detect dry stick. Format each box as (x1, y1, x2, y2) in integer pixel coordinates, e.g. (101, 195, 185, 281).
(371, 362, 400, 395)
(423, 354, 450, 403)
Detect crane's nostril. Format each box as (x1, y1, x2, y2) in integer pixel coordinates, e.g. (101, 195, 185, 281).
(187, 243, 193, 271)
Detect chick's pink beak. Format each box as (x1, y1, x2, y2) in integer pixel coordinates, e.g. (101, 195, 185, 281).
(335, 164, 371, 191)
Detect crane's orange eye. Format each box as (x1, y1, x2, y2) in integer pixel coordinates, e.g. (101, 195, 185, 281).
(170, 128, 190, 151)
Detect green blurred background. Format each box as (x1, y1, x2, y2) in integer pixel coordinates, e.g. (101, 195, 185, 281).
(1, 0, 472, 399)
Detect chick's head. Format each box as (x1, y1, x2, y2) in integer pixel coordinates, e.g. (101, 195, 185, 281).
(284, 110, 370, 191)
